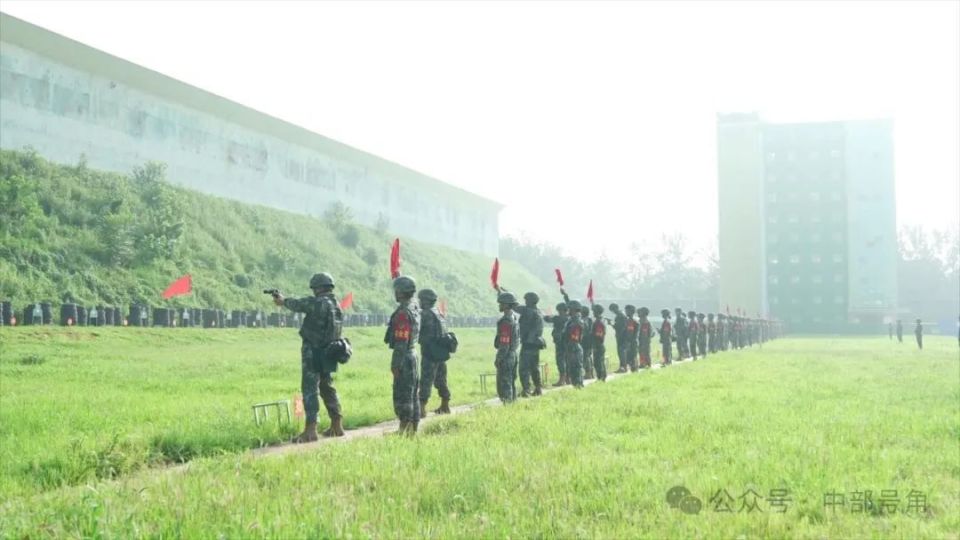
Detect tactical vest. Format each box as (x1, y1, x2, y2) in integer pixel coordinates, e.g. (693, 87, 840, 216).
(299, 295, 342, 346)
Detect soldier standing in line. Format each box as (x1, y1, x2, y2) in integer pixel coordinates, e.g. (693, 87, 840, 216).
(274, 272, 346, 441)
(544, 301, 570, 386)
(727, 315, 736, 350)
(637, 306, 655, 369)
(386, 276, 421, 435)
(590, 304, 608, 381)
(623, 305, 640, 372)
(687, 310, 699, 360)
(896, 320, 904, 343)
(659, 309, 673, 367)
(674, 308, 688, 360)
(888, 322, 894, 340)
(914, 318, 923, 350)
(562, 299, 586, 388)
(494, 291, 521, 402)
(512, 291, 546, 397)
(610, 303, 628, 373)
(580, 305, 595, 379)
(716, 313, 726, 352)
(697, 313, 708, 358)
(707, 313, 717, 354)
(417, 288, 451, 417)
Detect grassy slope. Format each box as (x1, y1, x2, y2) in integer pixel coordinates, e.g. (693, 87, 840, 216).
(0, 149, 552, 315)
(0, 331, 957, 538)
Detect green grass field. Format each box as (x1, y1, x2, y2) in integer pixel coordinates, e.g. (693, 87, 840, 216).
(0, 328, 957, 538)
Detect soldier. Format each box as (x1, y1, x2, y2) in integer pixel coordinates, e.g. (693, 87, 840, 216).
(580, 305, 595, 379)
(659, 309, 673, 367)
(417, 288, 451, 417)
(637, 307, 655, 368)
(697, 313, 708, 358)
(610, 303, 628, 373)
(896, 320, 903, 343)
(386, 276, 421, 435)
(515, 291, 545, 397)
(674, 308, 688, 359)
(623, 305, 640, 371)
(707, 313, 717, 354)
(915, 318, 923, 350)
(494, 291, 521, 403)
(888, 322, 893, 340)
(562, 300, 586, 388)
(716, 313, 726, 352)
(687, 310, 699, 360)
(590, 304, 608, 381)
(544, 301, 570, 386)
(274, 272, 345, 441)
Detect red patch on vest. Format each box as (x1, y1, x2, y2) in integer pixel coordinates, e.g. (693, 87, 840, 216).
(627, 321, 637, 333)
(594, 321, 605, 338)
(498, 322, 512, 345)
(393, 312, 411, 342)
(569, 325, 582, 343)
(640, 321, 650, 336)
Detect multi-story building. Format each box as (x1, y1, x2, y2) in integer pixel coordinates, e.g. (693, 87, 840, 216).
(717, 113, 897, 332)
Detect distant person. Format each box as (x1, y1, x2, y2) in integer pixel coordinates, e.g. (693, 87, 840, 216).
(896, 320, 903, 343)
(687, 310, 700, 360)
(494, 291, 521, 403)
(610, 303, 628, 373)
(562, 298, 586, 388)
(637, 307, 655, 368)
(659, 309, 673, 367)
(504, 289, 545, 397)
(674, 308, 688, 359)
(707, 313, 717, 353)
(623, 305, 640, 371)
(580, 305, 595, 379)
(697, 313, 708, 357)
(915, 319, 923, 350)
(590, 304, 608, 381)
(274, 272, 345, 441)
(888, 322, 894, 340)
(417, 288, 452, 416)
(544, 301, 569, 386)
(386, 276, 421, 435)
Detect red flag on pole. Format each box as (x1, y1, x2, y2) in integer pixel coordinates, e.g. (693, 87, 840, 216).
(389, 238, 401, 279)
(161, 274, 192, 299)
(339, 292, 354, 310)
(554, 268, 564, 286)
(439, 299, 448, 317)
(586, 280, 594, 305)
(490, 258, 500, 290)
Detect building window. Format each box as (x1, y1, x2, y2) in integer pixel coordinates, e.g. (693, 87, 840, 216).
(789, 255, 800, 264)
(769, 256, 780, 265)
(811, 215, 822, 224)
(767, 152, 777, 162)
(788, 215, 799, 224)
(811, 233, 822, 243)
(790, 275, 801, 284)
(769, 275, 780, 285)
(811, 254, 822, 264)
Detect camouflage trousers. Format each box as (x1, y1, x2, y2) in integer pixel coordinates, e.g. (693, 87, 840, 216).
(698, 335, 707, 357)
(689, 335, 698, 359)
(592, 344, 607, 381)
(519, 345, 543, 394)
(661, 342, 672, 365)
(583, 345, 595, 379)
(616, 339, 627, 370)
(566, 344, 584, 387)
(677, 336, 688, 359)
(624, 342, 638, 371)
(495, 351, 518, 403)
(301, 342, 341, 422)
(553, 341, 566, 377)
(391, 349, 420, 423)
(419, 352, 451, 402)
(638, 343, 652, 368)
(707, 335, 715, 354)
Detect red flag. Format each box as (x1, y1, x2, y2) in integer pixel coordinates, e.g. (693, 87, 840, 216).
(339, 292, 354, 310)
(490, 258, 500, 290)
(389, 238, 401, 279)
(162, 274, 192, 299)
(587, 280, 594, 305)
(439, 299, 448, 317)
(554, 268, 564, 286)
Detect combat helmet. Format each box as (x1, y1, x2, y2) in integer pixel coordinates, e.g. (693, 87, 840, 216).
(498, 291, 519, 307)
(638, 306, 650, 317)
(661, 309, 671, 318)
(567, 300, 582, 311)
(392, 276, 416, 294)
(309, 272, 335, 289)
(523, 292, 540, 305)
(592, 304, 605, 316)
(417, 288, 438, 304)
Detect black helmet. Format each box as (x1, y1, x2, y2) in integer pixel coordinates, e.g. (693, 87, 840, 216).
(675, 307, 683, 314)
(661, 309, 671, 318)
(592, 304, 604, 316)
(556, 302, 568, 312)
(708, 313, 715, 319)
(392, 276, 416, 294)
(638, 306, 650, 316)
(698, 313, 706, 319)
(608, 303, 620, 312)
(498, 292, 519, 306)
(523, 292, 540, 305)
(417, 288, 438, 303)
(624, 304, 635, 313)
(309, 272, 335, 289)
(688, 310, 696, 318)
(580, 306, 590, 317)
(567, 300, 582, 311)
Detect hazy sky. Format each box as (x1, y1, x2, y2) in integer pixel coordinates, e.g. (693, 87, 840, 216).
(3, 0, 958, 262)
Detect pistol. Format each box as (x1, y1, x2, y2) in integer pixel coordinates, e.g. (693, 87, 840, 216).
(263, 288, 281, 298)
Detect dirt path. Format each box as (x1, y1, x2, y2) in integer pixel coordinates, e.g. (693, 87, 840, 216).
(250, 356, 698, 459)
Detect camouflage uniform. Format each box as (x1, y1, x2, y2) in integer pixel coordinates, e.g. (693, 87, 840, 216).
(687, 311, 699, 360)
(283, 291, 344, 424)
(637, 308, 654, 368)
(580, 306, 595, 379)
(659, 310, 673, 366)
(697, 313, 708, 358)
(494, 301, 521, 403)
(915, 319, 923, 350)
(623, 306, 640, 371)
(387, 294, 421, 427)
(418, 295, 451, 411)
(707, 314, 717, 354)
(896, 320, 903, 343)
(591, 305, 608, 381)
(515, 293, 545, 397)
(544, 303, 569, 384)
(562, 301, 586, 387)
(611, 305, 628, 372)
(674, 309, 688, 360)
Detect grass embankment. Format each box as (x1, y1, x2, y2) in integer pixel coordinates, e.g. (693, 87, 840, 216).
(0, 149, 549, 315)
(1, 331, 957, 538)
